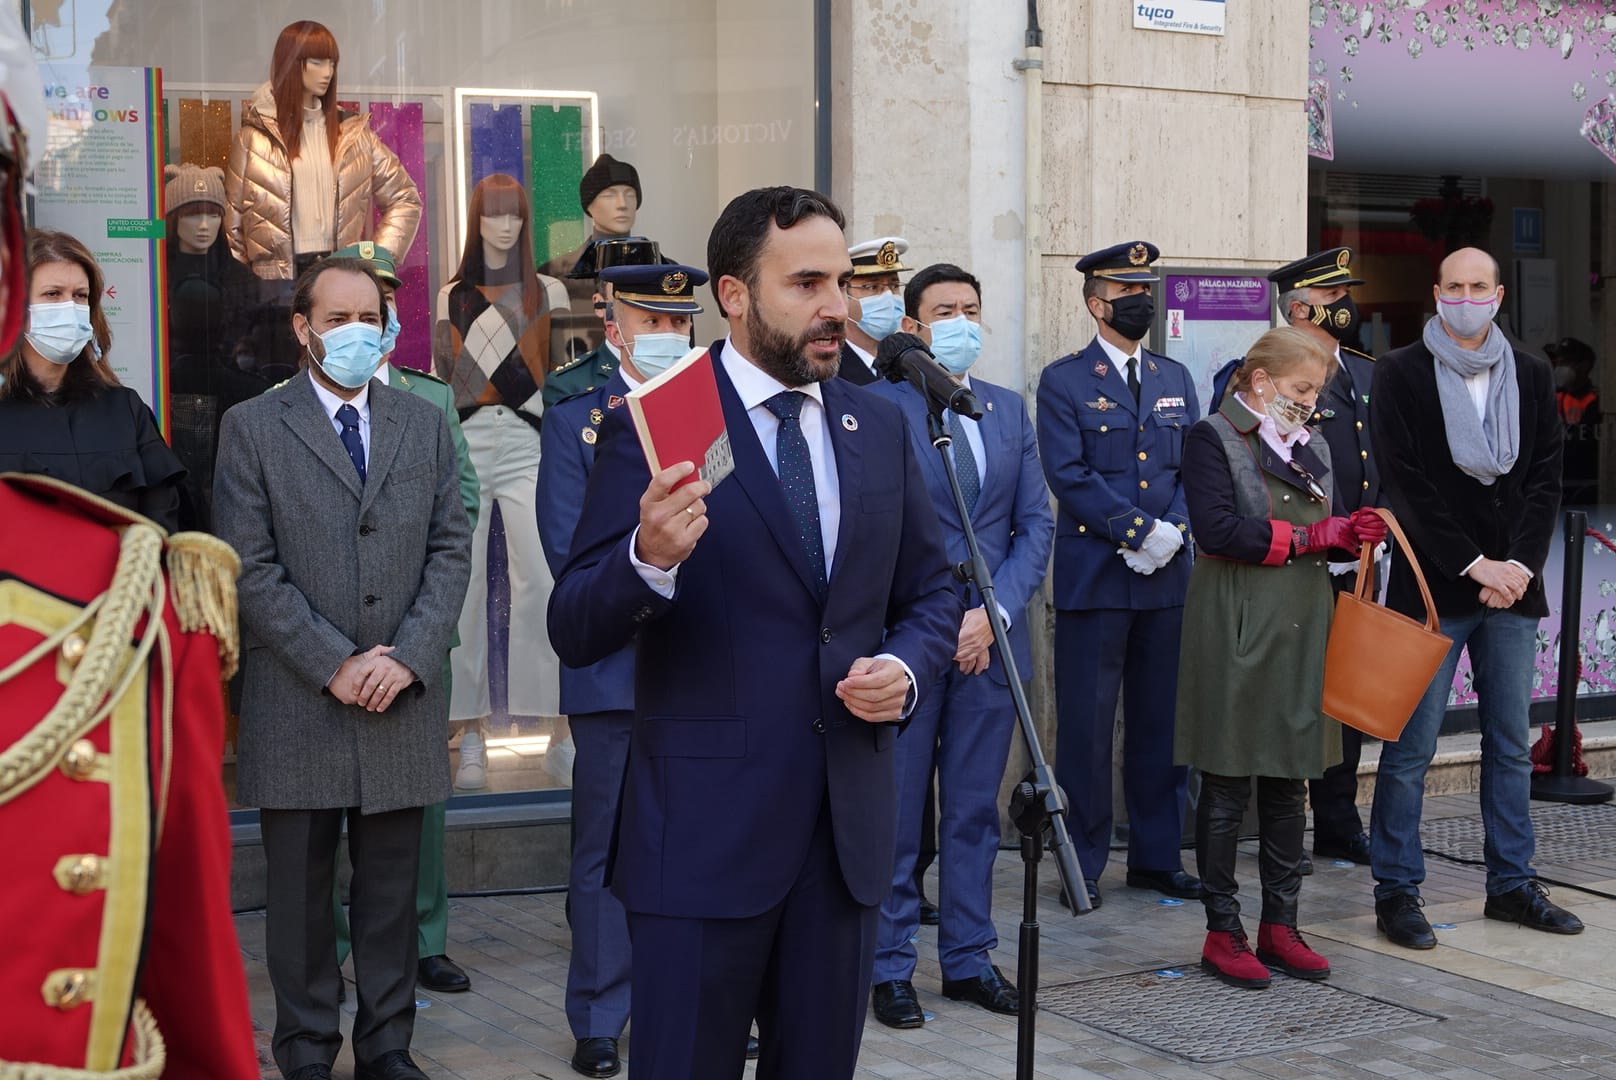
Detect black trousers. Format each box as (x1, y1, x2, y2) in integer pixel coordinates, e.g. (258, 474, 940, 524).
(261, 805, 424, 1074)
(1195, 774, 1305, 932)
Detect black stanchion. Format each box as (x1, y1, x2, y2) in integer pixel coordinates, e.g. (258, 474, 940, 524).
(1530, 509, 1613, 805)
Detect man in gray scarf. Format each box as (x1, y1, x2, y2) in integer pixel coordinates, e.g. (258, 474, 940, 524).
(1367, 247, 1578, 951)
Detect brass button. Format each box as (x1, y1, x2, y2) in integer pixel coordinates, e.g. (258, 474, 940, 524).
(61, 739, 98, 780)
(1362, 481, 1370, 490)
(1138, 424, 1145, 432)
(1078, 524, 1087, 533)
(1355, 421, 1364, 431)
(1139, 480, 1149, 490)
(1137, 452, 1148, 461)
(46, 971, 89, 1009)
(60, 633, 87, 665)
(1360, 450, 1368, 460)
(1099, 425, 1108, 433)
(56, 854, 103, 895)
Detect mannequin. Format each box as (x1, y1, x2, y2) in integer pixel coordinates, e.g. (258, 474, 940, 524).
(540, 153, 643, 368)
(435, 173, 566, 790)
(224, 20, 421, 281)
(164, 163, 266, 529)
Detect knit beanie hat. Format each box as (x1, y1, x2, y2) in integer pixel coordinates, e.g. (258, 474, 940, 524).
(165, 163, 227, 215)
(578, 154, 641, 213)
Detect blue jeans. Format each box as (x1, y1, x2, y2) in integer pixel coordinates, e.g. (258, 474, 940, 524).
(1370, 608, 1540, 900)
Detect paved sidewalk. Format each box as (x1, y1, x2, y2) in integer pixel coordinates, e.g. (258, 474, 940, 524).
(239, 788, 1616, 1079)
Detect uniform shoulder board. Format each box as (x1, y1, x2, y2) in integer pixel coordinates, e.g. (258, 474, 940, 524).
(403, 367, 450, 387)
(550, 353, 590, 376)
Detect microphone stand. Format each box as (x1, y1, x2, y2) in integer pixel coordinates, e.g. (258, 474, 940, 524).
(922, 405, 1087, 1080)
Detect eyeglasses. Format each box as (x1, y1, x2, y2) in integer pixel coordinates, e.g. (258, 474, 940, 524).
(846, 280, 899, 298)
(1287, 458, 1327, 502)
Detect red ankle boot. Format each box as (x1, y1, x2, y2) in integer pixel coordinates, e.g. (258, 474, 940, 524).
(1257, 922, 1331, 980)
(1200, 929, 1271, 989)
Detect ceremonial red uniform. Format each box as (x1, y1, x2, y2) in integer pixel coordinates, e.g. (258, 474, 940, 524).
(0, 473, 258, 1079)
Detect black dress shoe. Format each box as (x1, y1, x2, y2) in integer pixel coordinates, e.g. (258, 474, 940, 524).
(1057, 879, 1102, 912)
(941, 965, 1019, 1016)
(1125, 868, 1205, 900)
(871, 979, 924, 1028)
(417, 954, 471, 993)
(570, 1037, 621, 1078)
(1298, 852, 1314, 876)
(919, 894, 941, 926)
(1314, 831, 1372, 865)
(746, 1035, 759, 1060)
(1484, 881, 1584, 935)
(354, 1049, 429, 1080)
(287, 1066, 333, 1080)
(1375, 894, 1437, 950)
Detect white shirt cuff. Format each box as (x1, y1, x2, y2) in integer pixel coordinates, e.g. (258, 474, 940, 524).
(993, 603, 1011, 631)
(1461, 554, 1484, 577)
(873, 652, 918, 718)
(628, 525, 679, 599)
(1506, 559, 1534, 579)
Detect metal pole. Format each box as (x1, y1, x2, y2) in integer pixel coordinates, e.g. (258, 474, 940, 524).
(1531, 510, 1613, 804)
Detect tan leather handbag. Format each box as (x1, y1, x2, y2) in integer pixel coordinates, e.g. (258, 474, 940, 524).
(1322, 508, 1454, 741)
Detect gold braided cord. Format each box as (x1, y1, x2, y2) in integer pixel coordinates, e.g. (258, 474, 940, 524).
(0, 525, 163, 806)
(0, 998, 165, 1080)
(163, 532, 240, 679)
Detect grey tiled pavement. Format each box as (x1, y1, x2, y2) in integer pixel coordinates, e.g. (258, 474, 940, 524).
(239, 788, 1616, 1078)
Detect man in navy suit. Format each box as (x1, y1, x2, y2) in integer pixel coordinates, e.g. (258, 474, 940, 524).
(1037, 241, 1203, 909)
(548, 187, 958, 1080)
(864, 263, 1053, 1028)
(537, 260, 708, 1079)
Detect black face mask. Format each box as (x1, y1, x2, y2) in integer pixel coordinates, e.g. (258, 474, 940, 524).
(1304, 295, 1360, 343)
(1102, 292, 1155, 342)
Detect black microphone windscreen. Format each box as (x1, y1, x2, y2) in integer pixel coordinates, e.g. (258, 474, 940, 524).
(874, 332, 930, 377)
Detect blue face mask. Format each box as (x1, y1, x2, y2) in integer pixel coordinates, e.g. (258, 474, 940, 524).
(379, 303, 401, 357)
(26, 300, 94, 365)
(854, 290, 904, 341)
(625, 332, 690, 381)
(310, 320, 385, 389)
(925, 315, 982, 375)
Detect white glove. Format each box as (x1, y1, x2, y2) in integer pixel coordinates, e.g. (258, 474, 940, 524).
(1120, 546, 1158, 575)
(1140, 520, 1183, 567)
(1329, 540, 1386, 577)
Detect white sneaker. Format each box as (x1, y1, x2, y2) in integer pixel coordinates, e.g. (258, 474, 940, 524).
(545, 733, 576, 787)
(455, 730, 488, 790)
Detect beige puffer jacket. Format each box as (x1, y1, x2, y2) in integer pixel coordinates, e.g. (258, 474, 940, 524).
(225, 82, 421, 280)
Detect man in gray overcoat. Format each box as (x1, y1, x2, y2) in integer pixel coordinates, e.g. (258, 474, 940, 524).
(215, 257, 472, 1080)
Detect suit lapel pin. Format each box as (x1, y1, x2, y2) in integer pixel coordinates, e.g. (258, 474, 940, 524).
(841, 414, 859, 431)
(1094, 360, 1109, 377)
(1319, 408, 1335, 419)
(985, 401, 994, 412)
(608, 395, 625, 409)
(581, 427, 597, 445)
(590, 407, 604, 424)
(1147, 359, 1158, 372)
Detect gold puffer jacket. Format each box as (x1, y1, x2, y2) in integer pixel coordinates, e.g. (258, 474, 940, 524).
(225, 82, 421, 280)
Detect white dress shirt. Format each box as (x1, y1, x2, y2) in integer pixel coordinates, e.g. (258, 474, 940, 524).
(309, 375, 371, 470)
(1464, 365, 1491, 420)
(1096, 334, 1142, 389)
(951, 374, 988, 488)
(847, 339, 878, 380)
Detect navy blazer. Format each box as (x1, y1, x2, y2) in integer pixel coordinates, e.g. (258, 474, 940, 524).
(537, 371, 635, 716)
(1313, 346, 1380, 515)
(1037, 338, 1198, 610)
(866, 377, 1052, 685)
(547, 339, 959, 918)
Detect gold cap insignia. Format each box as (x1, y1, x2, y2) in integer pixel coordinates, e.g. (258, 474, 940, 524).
(1128, 243, 1149, 266)
(1336, 249, 1351, 271)
(661, 271, 689, 295)
(877, 241, 899, 269)
(359, 242, 375, 259)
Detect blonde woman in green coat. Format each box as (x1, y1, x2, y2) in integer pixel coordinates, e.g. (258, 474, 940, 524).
(1174, 326, 1387, 989)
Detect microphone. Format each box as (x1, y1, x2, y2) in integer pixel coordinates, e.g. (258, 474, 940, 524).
(874, 332, 983, 420)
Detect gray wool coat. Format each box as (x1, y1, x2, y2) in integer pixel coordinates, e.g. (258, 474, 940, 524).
(214, 371, 472, 814)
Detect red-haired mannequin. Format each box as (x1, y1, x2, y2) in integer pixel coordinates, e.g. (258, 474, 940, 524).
(225, 20, 421, 281)
(434, 174, 567, 790)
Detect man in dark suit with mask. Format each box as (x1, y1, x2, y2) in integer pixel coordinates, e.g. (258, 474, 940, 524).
(1037, 241, 1203, 910)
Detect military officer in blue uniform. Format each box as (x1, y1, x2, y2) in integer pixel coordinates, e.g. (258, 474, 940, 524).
(541, 236, 668, 410)
(537, 261, 710, 1079)
(1037, 241, 1203, 909)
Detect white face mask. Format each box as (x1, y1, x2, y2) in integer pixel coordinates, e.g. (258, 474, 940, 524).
(25, 300, 94, 365)
(625, 332, 690, 380)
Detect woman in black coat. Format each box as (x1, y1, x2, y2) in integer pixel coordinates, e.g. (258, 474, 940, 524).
(0, 229, 184, 531)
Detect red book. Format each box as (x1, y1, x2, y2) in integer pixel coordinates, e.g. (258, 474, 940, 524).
(624, 346, 735, 490)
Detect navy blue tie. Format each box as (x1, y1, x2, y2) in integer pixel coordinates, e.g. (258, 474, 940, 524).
(336, 403, 366, 484)
(763, 391, 826, 594)
(950, 411, 980, 516)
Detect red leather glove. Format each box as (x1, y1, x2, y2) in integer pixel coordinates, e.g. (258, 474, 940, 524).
(1348, 507, 1388, 547)
(1296, 516, 1358, 555)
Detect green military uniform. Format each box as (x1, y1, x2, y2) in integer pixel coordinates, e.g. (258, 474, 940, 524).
(329, 363, 479, 967)
(542, 342, 617, 409)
